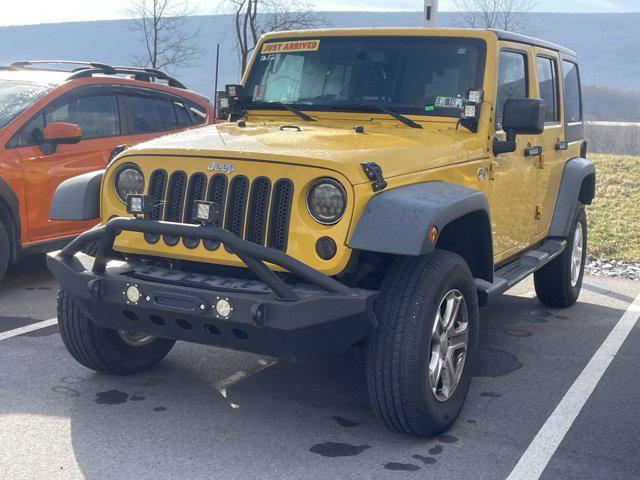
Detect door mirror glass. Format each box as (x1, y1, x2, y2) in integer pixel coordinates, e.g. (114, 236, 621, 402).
(42, 122, 82, 144)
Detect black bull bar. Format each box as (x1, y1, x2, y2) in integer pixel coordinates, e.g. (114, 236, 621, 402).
(48, 218, 378, 358)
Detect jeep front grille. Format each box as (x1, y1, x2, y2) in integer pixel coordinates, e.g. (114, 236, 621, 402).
(144, 169, 294, 252)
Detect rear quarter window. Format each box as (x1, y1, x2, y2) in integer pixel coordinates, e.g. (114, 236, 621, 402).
(562, 61, 582, 124)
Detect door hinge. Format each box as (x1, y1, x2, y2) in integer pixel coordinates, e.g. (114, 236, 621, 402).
(538, 153, 546, 170)
(361, 162, 387, 192)
(489, 160, 499, 180)
(535, 205, 543, 220)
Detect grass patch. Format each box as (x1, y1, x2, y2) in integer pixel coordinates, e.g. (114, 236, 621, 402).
(586, 154, 640, 262)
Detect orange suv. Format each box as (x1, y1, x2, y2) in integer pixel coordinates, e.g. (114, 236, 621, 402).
(0, 61, 213, 281)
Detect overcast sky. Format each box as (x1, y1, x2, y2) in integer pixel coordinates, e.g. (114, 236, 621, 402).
(1, 0, 638, 27)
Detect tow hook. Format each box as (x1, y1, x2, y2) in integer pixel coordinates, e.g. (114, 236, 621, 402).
(361, 162, 387, 192)
(87, 279, 103, 299)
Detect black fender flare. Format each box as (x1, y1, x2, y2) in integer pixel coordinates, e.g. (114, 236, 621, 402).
(348, 181, 492, 259)
(548, 157, 595, 238)
(50, 170, 104, 221)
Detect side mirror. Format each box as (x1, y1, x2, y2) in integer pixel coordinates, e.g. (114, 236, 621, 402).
(43, 122, 82, 145)
(493, 98, 546, 155)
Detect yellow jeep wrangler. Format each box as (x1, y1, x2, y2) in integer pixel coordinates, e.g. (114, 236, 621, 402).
(48, 28, 595, 437)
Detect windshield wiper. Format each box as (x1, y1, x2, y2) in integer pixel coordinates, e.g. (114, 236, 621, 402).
(258, 102, 315, 122)
(331, 104, 422, 129)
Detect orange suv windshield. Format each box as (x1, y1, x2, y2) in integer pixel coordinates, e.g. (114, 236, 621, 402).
(0, 80, 54, 128)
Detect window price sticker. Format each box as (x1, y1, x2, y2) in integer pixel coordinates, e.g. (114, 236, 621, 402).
(253, 84, 266, 101)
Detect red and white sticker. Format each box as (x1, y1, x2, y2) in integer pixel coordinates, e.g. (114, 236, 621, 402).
(261, 39, 321, 54)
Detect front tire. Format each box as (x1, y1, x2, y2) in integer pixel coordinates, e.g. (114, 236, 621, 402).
(366, 251, 479, 437)
(58, 289, 175, 375)
(534, 205, 587, 308)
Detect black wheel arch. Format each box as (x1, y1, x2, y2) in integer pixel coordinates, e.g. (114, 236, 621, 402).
(0, 177, 21, 263)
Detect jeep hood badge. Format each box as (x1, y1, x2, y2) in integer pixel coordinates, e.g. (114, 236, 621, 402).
(207, 161, 236, 173)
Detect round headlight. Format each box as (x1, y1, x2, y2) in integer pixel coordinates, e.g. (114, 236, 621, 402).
(115, 164, 144, 202)
(306, 178, 347, 225)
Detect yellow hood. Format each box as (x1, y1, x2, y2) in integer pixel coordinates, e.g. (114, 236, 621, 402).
(126, 117, 472, 184)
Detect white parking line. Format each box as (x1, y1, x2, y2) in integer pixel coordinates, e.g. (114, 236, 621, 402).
(506, 291, 640, 480)
(0, 318, 58, 341)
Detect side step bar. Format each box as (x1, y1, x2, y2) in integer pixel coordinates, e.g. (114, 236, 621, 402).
(475, 239, 567, 306)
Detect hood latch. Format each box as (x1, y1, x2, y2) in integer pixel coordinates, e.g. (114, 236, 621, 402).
(361, 162, 387, 192)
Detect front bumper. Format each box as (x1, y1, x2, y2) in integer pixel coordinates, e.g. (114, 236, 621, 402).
(47, 218, 377, 359)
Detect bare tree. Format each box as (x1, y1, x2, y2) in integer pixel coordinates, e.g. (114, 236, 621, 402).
(221, 0, 325, 74)
(454, 0, 536, 33)
(128, 0, 203, 71)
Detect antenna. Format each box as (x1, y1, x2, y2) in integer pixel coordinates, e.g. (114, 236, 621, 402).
(423, 0, 439, 27)
(213, 44, 220, 120)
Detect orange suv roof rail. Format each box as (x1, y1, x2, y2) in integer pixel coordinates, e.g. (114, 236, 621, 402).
(4, 60, 187, 89)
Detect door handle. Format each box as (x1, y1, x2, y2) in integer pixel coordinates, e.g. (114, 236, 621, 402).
(555, 141, 569, 151)
(524, 146, 542, 157)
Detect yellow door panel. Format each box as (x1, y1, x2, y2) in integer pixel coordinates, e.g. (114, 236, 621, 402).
(490, 43, 538, 257)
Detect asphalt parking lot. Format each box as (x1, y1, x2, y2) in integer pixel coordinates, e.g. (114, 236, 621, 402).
(0, 254, 639, 480)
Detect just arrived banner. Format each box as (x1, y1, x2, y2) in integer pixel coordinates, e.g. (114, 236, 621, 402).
(261, 40, 321, 54)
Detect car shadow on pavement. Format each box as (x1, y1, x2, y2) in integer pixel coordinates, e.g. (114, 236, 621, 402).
(0, 291, 629, 479)
(3, 253, 50, 284)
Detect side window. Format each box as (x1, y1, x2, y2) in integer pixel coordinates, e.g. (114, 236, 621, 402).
(562, 61, 582, 124)
(9, 93, 120, 146)
(12, 113, 45, 147)
(173, 101, 192, 127)
(124, 95, 178, 134)
(189, 104, 207, 125)
(536, 57, 560, 123)
(496, 51, 528, 129)
(45, 95, 120, 140)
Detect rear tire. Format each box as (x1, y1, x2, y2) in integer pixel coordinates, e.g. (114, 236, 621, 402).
(366, 251, 479, 437)
(58, 289, 175, 375)
(0, 220, 10, 283)
(534, 205, 587, 308)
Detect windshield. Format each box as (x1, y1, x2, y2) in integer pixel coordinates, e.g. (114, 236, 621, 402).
(0, 80, 54, 129)
(244, 36, 486, 117)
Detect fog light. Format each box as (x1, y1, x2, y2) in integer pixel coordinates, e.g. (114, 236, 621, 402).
(216, 298, 233, 318)
(467, 89, 484, 104)
(125, 284, 142, 305)
(126, 194, 153, 216)
(193, 200, 219, 225)
(463, 104, 478, 119)
(316, 237, 337, 260)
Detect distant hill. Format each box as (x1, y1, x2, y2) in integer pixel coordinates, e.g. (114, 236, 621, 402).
(0, 12, 638, 115)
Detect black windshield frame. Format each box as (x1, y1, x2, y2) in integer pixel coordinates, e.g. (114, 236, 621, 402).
(243, 35, 487, 118)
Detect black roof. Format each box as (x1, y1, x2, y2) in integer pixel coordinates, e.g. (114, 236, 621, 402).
(490, 30, 577, 58)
